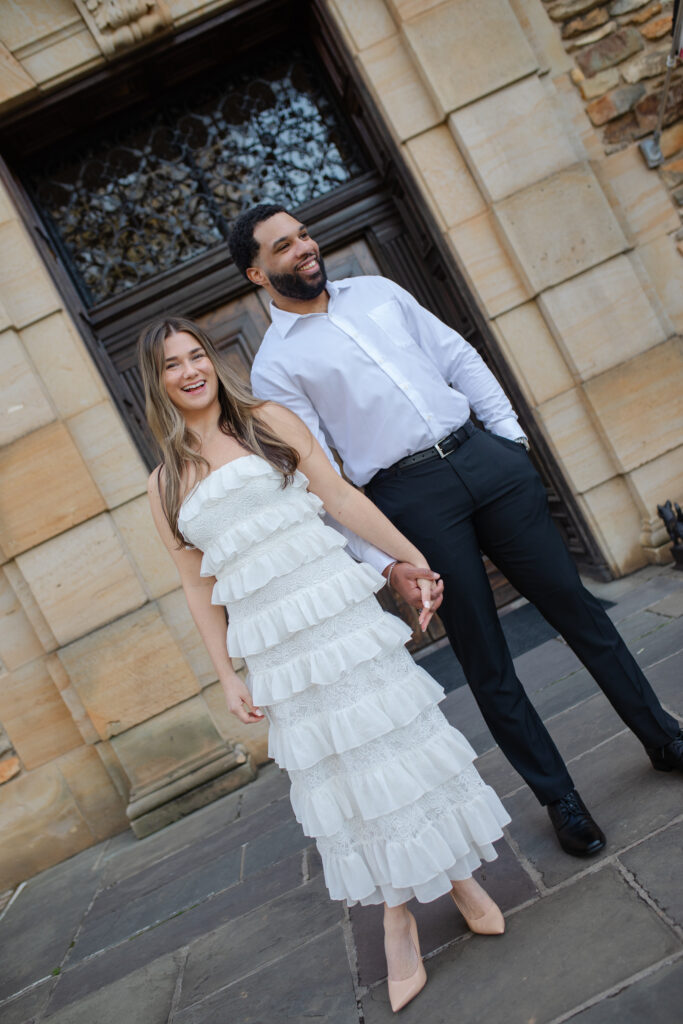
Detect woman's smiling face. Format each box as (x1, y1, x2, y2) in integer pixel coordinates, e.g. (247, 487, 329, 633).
(163, 331, 218, 413)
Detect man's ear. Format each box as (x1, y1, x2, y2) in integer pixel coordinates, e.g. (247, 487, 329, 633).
(246, 266, 267, 287)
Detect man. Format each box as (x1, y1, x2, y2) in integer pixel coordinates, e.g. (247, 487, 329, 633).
(228, 203, 683, 856)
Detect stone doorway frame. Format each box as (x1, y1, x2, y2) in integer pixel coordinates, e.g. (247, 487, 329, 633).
(0, 0, 609, 576)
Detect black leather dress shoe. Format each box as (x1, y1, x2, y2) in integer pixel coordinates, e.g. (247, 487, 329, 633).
(547, 789, 606, 857)
(646, 729, 683, 772)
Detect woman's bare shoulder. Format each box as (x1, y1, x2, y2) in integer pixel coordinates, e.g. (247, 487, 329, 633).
(147, 464, 164, 499)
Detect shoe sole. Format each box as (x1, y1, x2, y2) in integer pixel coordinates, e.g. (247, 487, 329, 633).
(559, 839, 606, 857)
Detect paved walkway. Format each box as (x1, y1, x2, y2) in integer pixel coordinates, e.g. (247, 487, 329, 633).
(1, 564, 682, 1024)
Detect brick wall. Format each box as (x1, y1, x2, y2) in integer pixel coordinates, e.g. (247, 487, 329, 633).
(542, 0, 683, 229)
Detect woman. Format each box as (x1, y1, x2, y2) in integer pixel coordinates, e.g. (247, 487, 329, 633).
(139, 316, 510, 1012)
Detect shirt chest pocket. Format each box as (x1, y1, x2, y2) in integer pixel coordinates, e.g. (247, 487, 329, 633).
(367, 299, 415, 350)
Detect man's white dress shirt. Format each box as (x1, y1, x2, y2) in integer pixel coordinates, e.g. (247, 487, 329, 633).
(251, 275, 523, 571)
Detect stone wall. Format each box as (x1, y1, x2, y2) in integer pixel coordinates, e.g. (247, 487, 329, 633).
(329, 0, 683, 571)
(0, 0, 237, 106)
(544, 0, 683, 214)
(0, 177, 266, 889)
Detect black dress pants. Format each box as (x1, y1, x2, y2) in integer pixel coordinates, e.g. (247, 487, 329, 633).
(366, 428, 678, 805)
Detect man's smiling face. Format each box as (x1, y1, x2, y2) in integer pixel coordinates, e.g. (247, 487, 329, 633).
(250, 212, 327, 301)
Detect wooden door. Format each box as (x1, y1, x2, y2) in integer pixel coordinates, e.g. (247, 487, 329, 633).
(196, 238, 516, 654)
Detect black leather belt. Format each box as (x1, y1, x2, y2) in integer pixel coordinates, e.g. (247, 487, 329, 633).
(369, 421, 475, 485)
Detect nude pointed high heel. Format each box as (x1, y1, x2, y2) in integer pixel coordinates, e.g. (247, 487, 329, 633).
(387, 913, 427, 1013)
(450, 888, 505, 935)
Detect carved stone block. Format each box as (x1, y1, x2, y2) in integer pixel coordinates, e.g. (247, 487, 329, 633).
(67, 401, 148, 509)
(448, 211, 531, 317)
(0, 329, 55, 446)
(495, 164, 627, 294)
(0, 568, 44, 671)
(583, 338, 683, 473)
(406, 125, 486, 229)
(493, 302, 574, 406)
(74, 0, 173, 58)
(536, 386, 617, 493)
(20, 315, 103, 425)
(450, 76, 579, 202)
(0, 421, 105, 558)
(16, 513, 146, 645)
(57, 603, 199, 740)
(112, 495, 179, 598)
(402, 0, 538, 116)
(539, 255, 665, 381)
(110, 695, 256, 838)
(0, 656, 82, 770)
(359, 34, 440, 142)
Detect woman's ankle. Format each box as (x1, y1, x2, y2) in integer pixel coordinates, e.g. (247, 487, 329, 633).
(383, 903, 411, 930)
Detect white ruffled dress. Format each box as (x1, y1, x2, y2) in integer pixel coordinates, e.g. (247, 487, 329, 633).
(178, 455, 510, 907)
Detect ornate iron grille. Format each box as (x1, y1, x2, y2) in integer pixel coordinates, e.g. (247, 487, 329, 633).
(26, 48, 365, 306)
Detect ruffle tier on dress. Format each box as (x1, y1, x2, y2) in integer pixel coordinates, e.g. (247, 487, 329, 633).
(178, 454, 510, 906)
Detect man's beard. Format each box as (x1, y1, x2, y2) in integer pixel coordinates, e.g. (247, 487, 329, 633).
(268, 255, 328, 301)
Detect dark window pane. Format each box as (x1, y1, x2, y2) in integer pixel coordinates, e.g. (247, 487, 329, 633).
(26, 47, 364, 305)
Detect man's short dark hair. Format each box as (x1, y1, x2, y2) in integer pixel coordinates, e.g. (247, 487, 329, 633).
(228, 203, 288, 277)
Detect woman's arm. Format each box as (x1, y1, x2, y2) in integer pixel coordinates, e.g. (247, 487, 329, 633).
(147, 471, 263, 725)
(257, 404, 439, 628)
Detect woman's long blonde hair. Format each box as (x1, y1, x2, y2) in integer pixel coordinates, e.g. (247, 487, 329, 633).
(137, 316, 299, 543)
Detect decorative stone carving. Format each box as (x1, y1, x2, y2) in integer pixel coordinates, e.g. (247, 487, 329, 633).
(74, 0, 173, 58)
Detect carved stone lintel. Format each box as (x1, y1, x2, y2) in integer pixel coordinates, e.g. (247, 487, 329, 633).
(74, 0, 173, 59)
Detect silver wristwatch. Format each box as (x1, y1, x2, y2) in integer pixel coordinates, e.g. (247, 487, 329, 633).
(514, 436, 530, 451)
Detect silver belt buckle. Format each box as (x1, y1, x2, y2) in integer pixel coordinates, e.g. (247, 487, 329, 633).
(434, 436, 451, 458)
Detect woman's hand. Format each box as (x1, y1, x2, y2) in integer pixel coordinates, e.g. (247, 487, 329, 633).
(385, 563, 444, 628)
(222, 674, 265, 725)
(417, 575, 437, 632)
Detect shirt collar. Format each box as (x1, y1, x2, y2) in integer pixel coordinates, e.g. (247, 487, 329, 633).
(268, 278, 351, 337)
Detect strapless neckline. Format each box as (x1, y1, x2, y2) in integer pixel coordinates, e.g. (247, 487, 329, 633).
(181, 453, 266, 508)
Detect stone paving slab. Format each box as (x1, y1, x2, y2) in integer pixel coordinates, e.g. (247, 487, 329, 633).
(241, 814, 311, 878)
(174, 924, 358, 1024)
(476, 688, 633, 804)
(98, 789, 241, 877)
(505, 730, 683, 888)
(609, 608, 671, 646)
(350, 839, 537, 988)
(360, 867, 681, 1024)
(43, 951, 182, 1024)
(93, 795, 292, 913)
(70, 845, 244, 961)
(592, 569, 683, 622)
(568, 957, 683, 1022)
(0, 980, 51, 1024)
(508, 636, 583, 694)
(646, 647, 683, 718)
(620, 819, 683, 928)
(71, 798, 305, 963)
(0, 845, 104, 1001)
(178, 873, 340, 1009)
(43, 851, 304, 1015)
(236, 762, 291, 816)
(633, 615, 683, 671)
(649, 586, 683, 618)
(98, 767, 288, 887)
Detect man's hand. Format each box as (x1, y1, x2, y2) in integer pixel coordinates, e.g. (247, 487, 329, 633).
(383, 562, 444, 630)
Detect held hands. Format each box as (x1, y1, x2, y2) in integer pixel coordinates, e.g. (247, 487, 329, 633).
(383, 562, 444, 632)
(222, 674, 265, 725)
